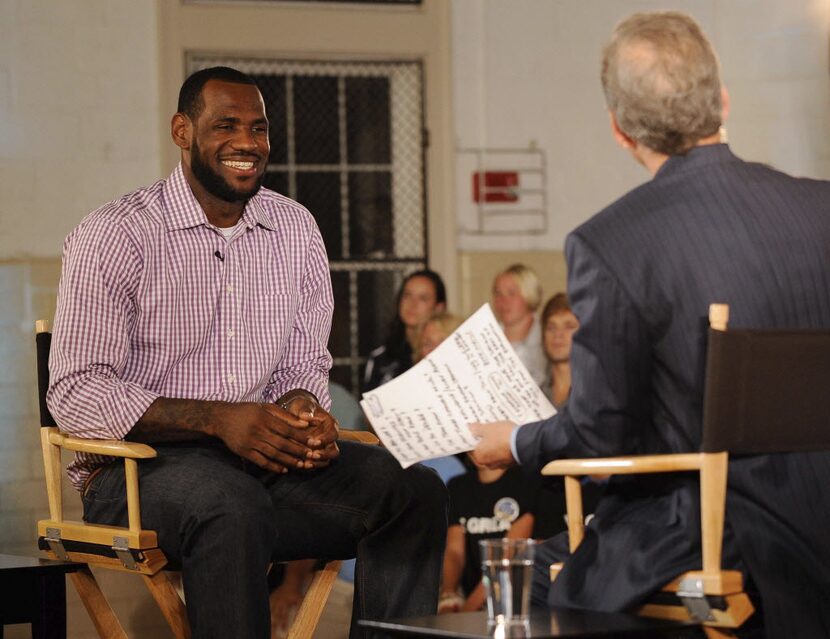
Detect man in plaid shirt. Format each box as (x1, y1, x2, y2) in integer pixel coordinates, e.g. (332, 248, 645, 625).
(48, 66, 446, 639)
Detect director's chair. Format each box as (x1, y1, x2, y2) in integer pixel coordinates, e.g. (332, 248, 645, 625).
(542, 303, 830, 638)
(35, 319, 378, 638)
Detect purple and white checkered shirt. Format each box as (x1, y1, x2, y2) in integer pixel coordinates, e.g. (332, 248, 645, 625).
(48, 164, 333, 491)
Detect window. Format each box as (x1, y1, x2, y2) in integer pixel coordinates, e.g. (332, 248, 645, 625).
(188, 55, 427, 393)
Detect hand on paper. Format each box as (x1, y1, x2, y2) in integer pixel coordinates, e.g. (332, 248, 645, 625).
(468, 421, 517, 469)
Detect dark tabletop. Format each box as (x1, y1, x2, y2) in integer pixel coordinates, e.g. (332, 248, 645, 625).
(0, 553, 84, 576)
(359, 609, 698, 638)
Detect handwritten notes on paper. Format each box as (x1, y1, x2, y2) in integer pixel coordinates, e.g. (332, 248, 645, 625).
(360, 304, 555, 468)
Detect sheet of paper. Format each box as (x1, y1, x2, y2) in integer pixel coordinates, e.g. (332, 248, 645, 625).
(360, 303, 556, 468)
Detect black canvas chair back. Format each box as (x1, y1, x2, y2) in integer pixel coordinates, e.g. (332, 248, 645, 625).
(539, 304, 830, 637)
(35, 322, 57, 427)
(703, 327, 830, 455)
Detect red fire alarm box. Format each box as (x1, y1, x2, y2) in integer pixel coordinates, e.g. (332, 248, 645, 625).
(472, 171, 519, 203)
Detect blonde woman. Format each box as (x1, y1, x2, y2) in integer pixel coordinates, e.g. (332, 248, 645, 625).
(491, 264, 547, 384)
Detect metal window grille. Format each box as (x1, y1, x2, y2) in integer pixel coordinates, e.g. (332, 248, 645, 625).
(187, 55, 427, 393)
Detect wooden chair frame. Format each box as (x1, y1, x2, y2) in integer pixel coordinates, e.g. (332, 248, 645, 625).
(36, 319, 378, 639)
(542, 305, 754, 639)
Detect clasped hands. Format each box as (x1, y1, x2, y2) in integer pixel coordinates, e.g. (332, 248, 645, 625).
(216, 394, 340, 475)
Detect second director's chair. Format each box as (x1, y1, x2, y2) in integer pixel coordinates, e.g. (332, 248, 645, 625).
(542, 303, 830, 638)
(35, 319, 378, 639)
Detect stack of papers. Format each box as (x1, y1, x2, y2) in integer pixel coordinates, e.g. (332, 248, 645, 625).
(360, 304, 555, 468)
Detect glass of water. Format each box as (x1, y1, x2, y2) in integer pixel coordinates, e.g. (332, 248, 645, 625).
(479, 538, 537, 626)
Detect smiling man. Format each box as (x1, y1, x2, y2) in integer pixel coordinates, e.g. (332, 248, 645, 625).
(47, 66, 447, 639)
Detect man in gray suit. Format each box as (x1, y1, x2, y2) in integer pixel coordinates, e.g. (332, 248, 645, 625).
(471, 11, 830, 637)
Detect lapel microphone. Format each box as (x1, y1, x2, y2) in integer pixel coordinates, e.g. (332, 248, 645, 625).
(214, 250, 224, 262)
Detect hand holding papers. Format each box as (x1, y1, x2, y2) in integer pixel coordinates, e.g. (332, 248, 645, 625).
(360, 304, 555, 468)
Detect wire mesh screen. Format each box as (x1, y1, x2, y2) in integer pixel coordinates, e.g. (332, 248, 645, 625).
(187, 55, 427, 394)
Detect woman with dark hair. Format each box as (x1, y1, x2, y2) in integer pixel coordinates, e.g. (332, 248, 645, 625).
(363, 269, 447, 391)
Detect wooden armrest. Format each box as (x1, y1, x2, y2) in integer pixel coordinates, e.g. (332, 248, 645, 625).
(541, 453, 704, 476)
(661, 570, 744, 596)
(49, 430, 157, 459)
(339, 430, 379, 445)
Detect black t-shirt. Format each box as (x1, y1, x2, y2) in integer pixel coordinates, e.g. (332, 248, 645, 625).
(362, 344, 413, 392)
(447, 467, 539, 596)
(532, 477, 607, 540)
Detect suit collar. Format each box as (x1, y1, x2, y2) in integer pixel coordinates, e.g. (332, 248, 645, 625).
(654, 143, 737, 181)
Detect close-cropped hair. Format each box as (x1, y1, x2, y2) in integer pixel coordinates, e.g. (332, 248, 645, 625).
(495, 263, 543, 312)
(601, 11, 722, 155)
(177, 66, 258, 121)
(540, 292, 572, 325)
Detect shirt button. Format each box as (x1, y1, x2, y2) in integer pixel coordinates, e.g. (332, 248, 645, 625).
(227, 374, 236, 384)
(226, 329, 235, 338)
(227, 285, 233, 293)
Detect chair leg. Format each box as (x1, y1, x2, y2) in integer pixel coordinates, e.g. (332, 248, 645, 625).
(142, 572, 191, 639)
(68, 567, 127, 639)
(286, 560, 342, 639)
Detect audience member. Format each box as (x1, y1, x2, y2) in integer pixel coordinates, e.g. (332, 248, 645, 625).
(417, 312, 468, 484)
(539, 293, 579, 409)
(328, 381, 367, 430)
(47, 66, 446, 639)
(418, 312, 464, 360)
(363, 269, 446, 391)
(491, 264, 547, 385)
(438, 464, 539, 614)
(471, 12, 830, 637)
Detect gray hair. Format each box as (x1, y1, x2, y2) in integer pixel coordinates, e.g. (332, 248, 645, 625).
(601, 11, 723, 155)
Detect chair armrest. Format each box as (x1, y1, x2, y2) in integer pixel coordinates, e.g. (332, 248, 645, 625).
(48, 430, 157, 459)
(339, 430, 380, 445)
(541, 453, 704, 476)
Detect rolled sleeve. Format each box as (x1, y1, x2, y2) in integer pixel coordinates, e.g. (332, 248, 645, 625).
(47, 215, 158, 439)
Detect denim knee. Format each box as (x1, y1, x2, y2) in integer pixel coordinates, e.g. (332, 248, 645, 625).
(180, 475, 277, 556)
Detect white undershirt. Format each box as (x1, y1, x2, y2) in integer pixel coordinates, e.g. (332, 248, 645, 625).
(218, 223, 240, 240)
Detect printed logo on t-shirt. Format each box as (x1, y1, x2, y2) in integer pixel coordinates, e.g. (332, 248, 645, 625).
(459, 497, 521, 535)
(493, 497, 520, 522)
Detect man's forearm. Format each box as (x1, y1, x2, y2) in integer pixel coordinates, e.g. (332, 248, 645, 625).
(126, 397, 228, 443)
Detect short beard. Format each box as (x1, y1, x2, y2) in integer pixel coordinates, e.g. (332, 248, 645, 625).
(190, 138, 264, 203)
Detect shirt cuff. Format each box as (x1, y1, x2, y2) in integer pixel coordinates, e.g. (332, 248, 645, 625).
(510, 424, 523, 465)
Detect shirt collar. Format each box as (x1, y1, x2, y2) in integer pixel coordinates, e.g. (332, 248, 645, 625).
(162, 163, 276, 232)
(654, 143, 738, 181)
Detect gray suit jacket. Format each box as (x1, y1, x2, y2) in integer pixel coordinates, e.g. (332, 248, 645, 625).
(517, 144, 830, 636)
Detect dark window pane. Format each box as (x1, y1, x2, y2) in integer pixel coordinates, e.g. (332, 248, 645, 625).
(358, 269, 401, 356)
(329, 271, 350, 358)
(250, 73, 287, 165)
(294, 76, 340, 165)
(346, 77, 391, 164)
(262, 171, 288, 197)
(296, 171, 342, 259)
(349, 171, 393, 259)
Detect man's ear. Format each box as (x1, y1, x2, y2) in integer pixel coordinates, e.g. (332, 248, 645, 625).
(720, 85, 730, 123)
(171, 112, 192, 151)
(608, 111, 636, 150)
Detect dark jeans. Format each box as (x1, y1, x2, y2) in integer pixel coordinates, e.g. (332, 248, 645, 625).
(82, 440, 447, 639)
